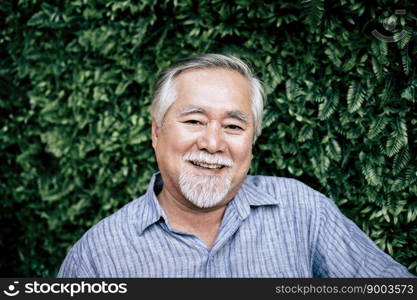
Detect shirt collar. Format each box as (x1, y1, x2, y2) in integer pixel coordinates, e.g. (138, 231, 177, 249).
(232, 175, 280, 220)
(136, 172, 167, 235)
(136, 173, 280, 234)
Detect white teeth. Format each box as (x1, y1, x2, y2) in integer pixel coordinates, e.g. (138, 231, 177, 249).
(192, 161, 223, 169)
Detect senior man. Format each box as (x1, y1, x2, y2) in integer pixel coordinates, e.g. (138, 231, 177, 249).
(58, 54, 414, 278)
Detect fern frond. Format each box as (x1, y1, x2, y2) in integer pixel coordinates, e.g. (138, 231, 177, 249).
(401, 49, 410, 75)
(326, 139, 342, 162)
(395, 28, 412, 49)
(314, 95, 325, 103)
(319, 151, 330, 174)
(391, 172, 408, 192)
(298, 124, 314, 142)
(383, 195, 400, 216)
(372, 57, 385, 81)
(380, 40, 388, 57)
(285, 79, 301, 101)
(386, 136, 403, 158)
(404, 167, 417, 184)
(347, 82, 366, 113)
(368, 116, 389, 139)
(371, 39, 388, 61)
(378, 79, 393, 106)
(386, 118, 409, 157)
(334, 124, 347, 137)
(347, 82, 357, 105)
(401, 80, 417, 102)
(302, 0, 324, 25)
(362, 162, 381, 186)
(346, 130, 361, 139)
(319, 95, 339, 120)
(393, 146, 410, 175)
(406, 202, 417, 224)
(394, 118, 408, 140)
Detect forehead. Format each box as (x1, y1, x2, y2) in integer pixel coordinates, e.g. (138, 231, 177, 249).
(171, 68, 252, 116)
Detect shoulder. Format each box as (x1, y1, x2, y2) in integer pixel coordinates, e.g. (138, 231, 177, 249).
(58, 195, 150, 277)
(71, 195, 147, 254)
(245, 175, 319, 193)
(244, 175, 332, 210)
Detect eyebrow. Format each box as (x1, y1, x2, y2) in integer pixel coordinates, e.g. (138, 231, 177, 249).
(227, 110, 249, 124)
(179, 106, 249, 124)
(179, 106, 206, 116)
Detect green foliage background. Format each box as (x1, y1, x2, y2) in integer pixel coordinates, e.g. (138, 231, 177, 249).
(1, 0, 416, 277)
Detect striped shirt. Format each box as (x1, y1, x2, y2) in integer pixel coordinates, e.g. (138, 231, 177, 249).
(58, 173, 414, 278)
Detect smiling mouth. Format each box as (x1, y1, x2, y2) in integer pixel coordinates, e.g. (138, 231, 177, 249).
(189, 161, 226, 169)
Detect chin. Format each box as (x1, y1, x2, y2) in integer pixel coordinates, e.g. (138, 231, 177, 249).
(179, 164, 233, 208)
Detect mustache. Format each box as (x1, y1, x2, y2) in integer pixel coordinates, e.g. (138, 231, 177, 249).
(183, 152, 234, 167)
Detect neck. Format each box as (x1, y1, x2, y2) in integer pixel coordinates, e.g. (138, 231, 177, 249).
(157, 188, 227, 248)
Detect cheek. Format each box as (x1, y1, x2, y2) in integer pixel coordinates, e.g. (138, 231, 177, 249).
(158, 124, 197, 155)
(231, 140, 253, 167)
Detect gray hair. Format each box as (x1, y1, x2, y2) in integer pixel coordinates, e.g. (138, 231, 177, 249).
(150, 53, 265, 142)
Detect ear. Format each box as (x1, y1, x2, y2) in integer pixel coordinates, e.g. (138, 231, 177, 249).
(151, 119, 159, 150)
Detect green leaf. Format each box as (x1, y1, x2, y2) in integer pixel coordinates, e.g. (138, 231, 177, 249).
(363, 163, 382, 186)
(298, 124, 314, 142)
(386, 118, 408, 157)
(302, 0, 324, 25)
(372, 57, 385, 81)
(326, 139, 342, 162)
(319, 95, 339, 120)
(401, 80, 417, 102)
(401, 50, 411, 75)
(393, 147, 410, 175)
(395, 28, 412, 49)
(347, 82, 367, 113)
(368, 116, 389, 139)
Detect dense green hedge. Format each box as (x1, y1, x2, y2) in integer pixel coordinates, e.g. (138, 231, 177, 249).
(1, 0, 416, 277)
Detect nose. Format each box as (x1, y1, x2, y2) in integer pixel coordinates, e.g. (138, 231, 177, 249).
(197, 122, 226, 153)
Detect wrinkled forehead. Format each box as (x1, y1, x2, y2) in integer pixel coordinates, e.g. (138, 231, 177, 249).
(170, 68, 253, 117)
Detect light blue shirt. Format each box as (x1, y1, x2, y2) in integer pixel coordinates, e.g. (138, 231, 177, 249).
(58, 173, 414, 277)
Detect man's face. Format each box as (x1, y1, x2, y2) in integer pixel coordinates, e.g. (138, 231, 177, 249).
(152, 68, 254, 209)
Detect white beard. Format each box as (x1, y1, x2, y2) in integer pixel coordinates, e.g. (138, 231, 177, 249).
(179, 161, 233, 208)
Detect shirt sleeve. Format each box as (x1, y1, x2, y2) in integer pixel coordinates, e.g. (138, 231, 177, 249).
(56, 243, 96, 278)
(312, 196, 415, 278)
(57, 249, 78, 278)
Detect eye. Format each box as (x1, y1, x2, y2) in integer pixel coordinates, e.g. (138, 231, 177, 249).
(184, 120, 203, 125)
(225, 124, 243, 131)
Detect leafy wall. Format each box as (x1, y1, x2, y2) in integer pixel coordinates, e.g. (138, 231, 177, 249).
(1, 0, 416, 276)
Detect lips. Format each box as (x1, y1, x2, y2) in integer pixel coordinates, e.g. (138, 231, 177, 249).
(190, 161, 225, 169)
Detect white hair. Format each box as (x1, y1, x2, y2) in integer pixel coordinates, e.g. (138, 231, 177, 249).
(179, 151, 234, 208)
(150, 54, 265, 142)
